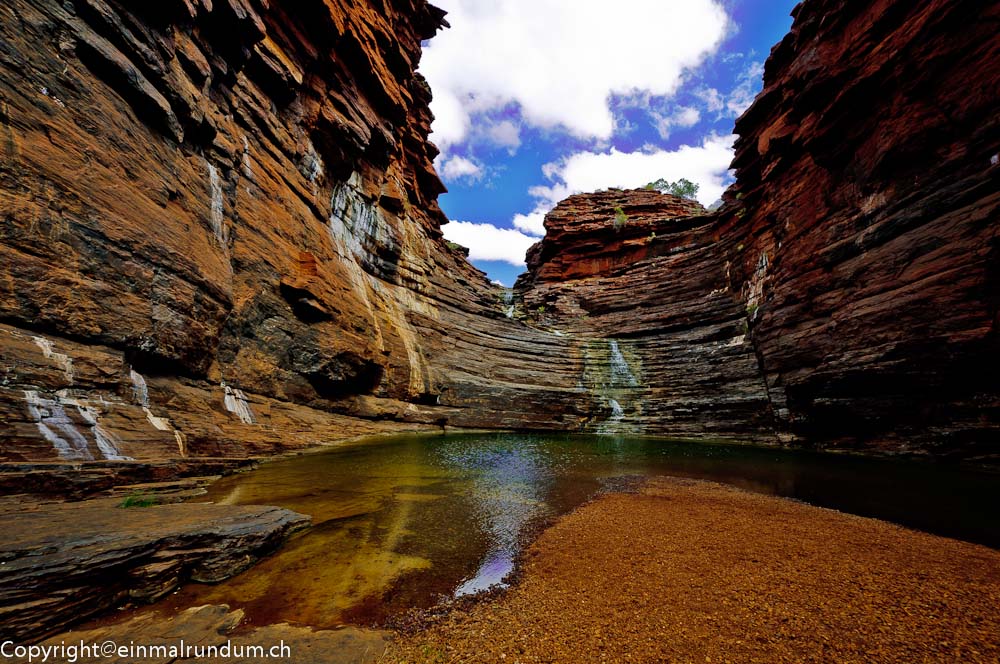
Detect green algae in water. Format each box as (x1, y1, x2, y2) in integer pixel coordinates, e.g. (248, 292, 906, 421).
(160, 432, 1000, 629)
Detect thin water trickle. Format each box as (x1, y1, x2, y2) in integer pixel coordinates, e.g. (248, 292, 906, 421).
(222, 383, 256, 424)
(129, 368, 149, 407)
(207, 162, 227, 244)
(607, 340, 638, 387)
(159, 432, 1000, 630)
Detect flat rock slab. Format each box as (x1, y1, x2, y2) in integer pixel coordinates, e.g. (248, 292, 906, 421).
(36, 604, 389, 664)
(0, 498, 310, 642)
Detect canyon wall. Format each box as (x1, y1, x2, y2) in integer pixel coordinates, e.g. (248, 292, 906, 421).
(724, 0, 999, 457)
(515, 0, 999, 459)
(0, 0, 605, 468)
(0, 0, 996, 471)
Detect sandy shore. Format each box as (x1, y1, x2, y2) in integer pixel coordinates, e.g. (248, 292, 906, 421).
(384, 477, 1000, 663)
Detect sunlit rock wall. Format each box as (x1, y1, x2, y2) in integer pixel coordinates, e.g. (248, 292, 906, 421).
(0, 0, 995, 466)
(0, 0, 552, 462)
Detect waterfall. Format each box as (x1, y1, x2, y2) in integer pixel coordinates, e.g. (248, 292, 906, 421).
(75, 402, 130, 461)
(207, 162, 227, 244)
(608, 398, 624, 419)
(24, 390, 92, 460)
(130, 368, 186, 456)
(129, 368, 149, 406)
(501, 290, 515, 318)
(223, 383, 256, 424)
(588, 339, 642, 435)
(23, 390, 131, 460)
(608, 340, 638, 387)
(33, 336, 73, 383)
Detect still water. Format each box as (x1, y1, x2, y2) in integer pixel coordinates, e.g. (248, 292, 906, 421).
(163, 432, 999, 629)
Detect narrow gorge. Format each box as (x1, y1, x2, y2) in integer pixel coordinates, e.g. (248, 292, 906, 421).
(0, 0, 998, 649)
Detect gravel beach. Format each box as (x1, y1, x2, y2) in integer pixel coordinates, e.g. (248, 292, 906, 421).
(385, 478, 1000, 663)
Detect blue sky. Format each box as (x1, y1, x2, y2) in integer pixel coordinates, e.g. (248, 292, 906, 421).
(420, 0, 798, 286)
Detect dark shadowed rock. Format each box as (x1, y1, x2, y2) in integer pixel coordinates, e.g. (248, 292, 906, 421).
(0, 498, 310, 642)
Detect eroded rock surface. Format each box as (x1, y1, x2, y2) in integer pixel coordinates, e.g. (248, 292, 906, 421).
(0, 497, 310, 642)
(0, 0, 996, 478)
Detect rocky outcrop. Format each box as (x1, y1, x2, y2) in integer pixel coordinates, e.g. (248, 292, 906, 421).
(0, 0, 996, 473)
(514, 190, 775, 440)
(0, 497, 309, 641)
(722, 0, 1000, 456)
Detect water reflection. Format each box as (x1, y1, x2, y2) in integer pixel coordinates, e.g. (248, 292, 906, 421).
(154, 433, 999, 630)
(437, 439, 551, 596)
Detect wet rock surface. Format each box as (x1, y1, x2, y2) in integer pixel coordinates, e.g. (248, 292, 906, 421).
(0, 496, 310, 642)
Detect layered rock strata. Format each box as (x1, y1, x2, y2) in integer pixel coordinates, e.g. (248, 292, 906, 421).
(514, 190, 775, 440)
(0, 498, 309, 641)
(724, 0, 1000, 456)
(0, 0, 588, 468)
(0, 0, 996, 474)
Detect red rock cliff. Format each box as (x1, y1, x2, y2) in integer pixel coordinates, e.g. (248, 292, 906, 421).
(517, 0, 999, 459)
(723, 0, 1000, 457)
(0, 0, 996, 469)
(0, 0, 579, 464)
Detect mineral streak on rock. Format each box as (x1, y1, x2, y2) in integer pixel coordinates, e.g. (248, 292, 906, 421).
(0, 0, 996, 466)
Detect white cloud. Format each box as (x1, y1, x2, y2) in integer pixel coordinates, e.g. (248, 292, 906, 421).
(674, 106, 702, 128)
(442, 220, 538, 266)
(421, 0, 729, 147)
(485, 120, 521, 152)
(524, 134, 735, 221)
(512, 210, 546, 237)
(439, 155, 483, 182)
(695, 87, 725, 114)
(725, 61, 765, 116)
(652, 105, 702, 139)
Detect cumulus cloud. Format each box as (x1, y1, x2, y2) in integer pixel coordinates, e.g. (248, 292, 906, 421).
(652, 105, 702, 139)
(486, 120, 521, 152)
(512, 210, 546, 237)
(442, 220, 538, 266)
(439, 155, 483, 182)
(524, 134, 735, 222)
(420, 0, 729, 147)
(725, 61, 766, 116)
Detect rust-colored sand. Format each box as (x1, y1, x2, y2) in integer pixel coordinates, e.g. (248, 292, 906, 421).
(385, 478, 1000, 663)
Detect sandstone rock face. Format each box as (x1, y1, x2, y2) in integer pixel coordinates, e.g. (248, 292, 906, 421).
(0, 0, 996, 467)
(0, 0, 580, 463)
